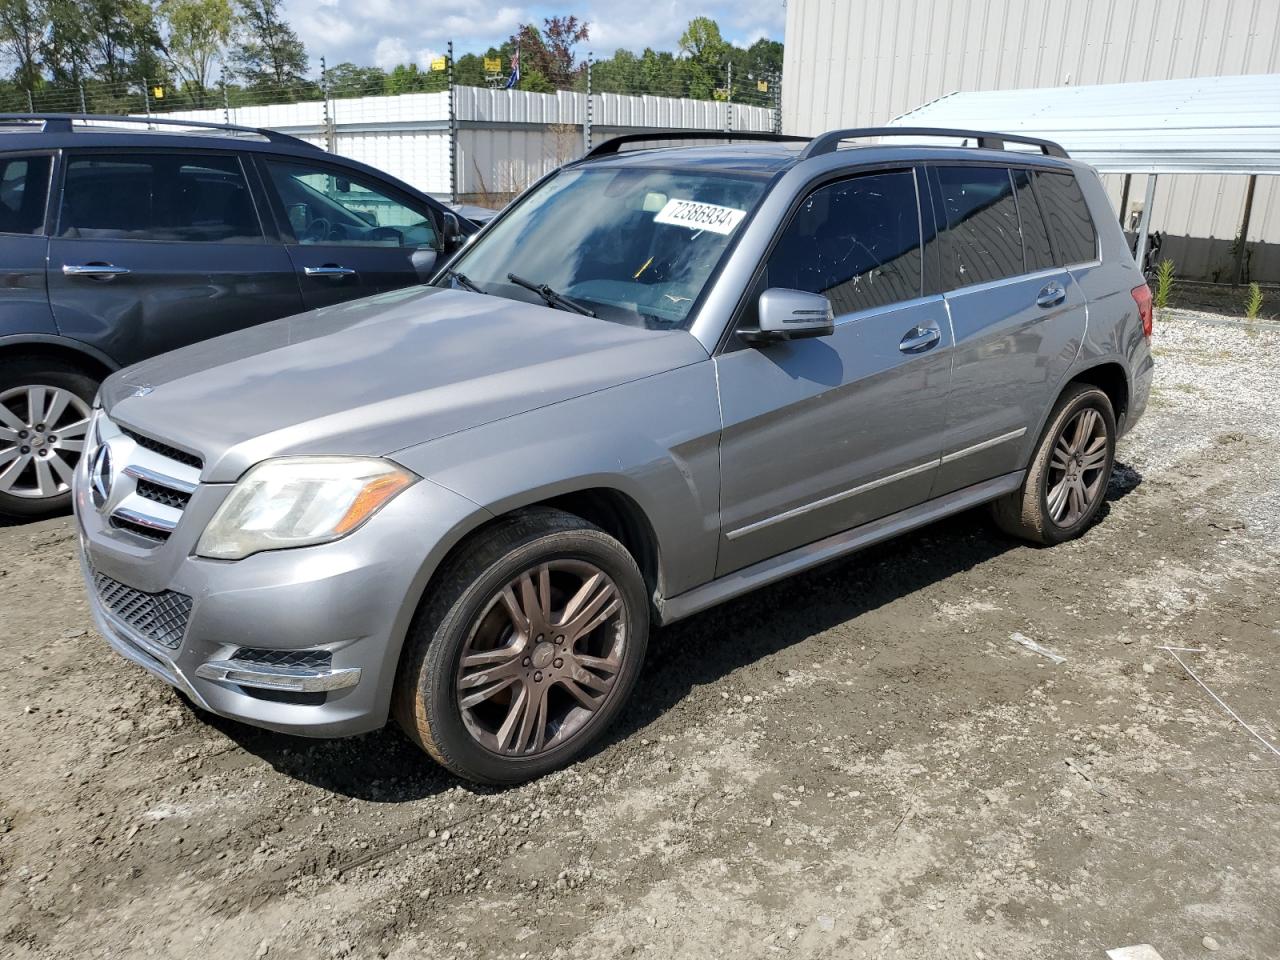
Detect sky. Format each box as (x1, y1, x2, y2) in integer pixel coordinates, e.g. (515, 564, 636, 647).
(283, 0, 787, 72)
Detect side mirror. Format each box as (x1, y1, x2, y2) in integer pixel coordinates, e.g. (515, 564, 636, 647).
(747, 288, 835, 343)
(441, 211, 465, 251)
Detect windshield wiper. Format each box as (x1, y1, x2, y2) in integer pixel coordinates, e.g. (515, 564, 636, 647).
(506, 273, 596, 317)
(443, 269, 483, 294)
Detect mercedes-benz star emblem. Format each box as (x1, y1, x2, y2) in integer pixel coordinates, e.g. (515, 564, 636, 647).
(90, 443, 114, 510)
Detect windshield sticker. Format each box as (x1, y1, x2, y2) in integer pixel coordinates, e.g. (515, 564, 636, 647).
(653, 198, 746, 235)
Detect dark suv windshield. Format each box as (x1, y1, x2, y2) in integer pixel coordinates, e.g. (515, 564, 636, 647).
(437, 165, 769, 329)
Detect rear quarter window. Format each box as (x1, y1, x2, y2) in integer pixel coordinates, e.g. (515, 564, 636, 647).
(0, 155, 51, 235)
(930, 166, 1024, 289)
(1034, 170, 1098, 265)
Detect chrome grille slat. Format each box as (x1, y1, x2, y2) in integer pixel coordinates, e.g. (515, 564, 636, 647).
(93, 419, 203, 546)
(92, 572, 193, 649)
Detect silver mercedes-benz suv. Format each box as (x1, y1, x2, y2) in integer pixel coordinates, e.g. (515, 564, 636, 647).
(74, 128, 1154, 784)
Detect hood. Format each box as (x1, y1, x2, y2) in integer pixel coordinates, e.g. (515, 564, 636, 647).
(103, 286, 708, 483)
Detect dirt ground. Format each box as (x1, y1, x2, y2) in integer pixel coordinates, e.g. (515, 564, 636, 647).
(2, 311, 1278, 960)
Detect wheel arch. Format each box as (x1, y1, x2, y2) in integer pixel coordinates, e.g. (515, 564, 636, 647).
(0, 335, 118, 382)
(1066, 360, 1130, 429)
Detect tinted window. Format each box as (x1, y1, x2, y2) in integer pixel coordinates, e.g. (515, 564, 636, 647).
(265, 159, 438, 249)
(1034, 171, 1098, 264)
(763, 170, 922, 316)
(0, 155, 50, 235)
(1013, 169, 1054, 272)
(60, 154, 261, 242)
(933, 166, 1023, 287)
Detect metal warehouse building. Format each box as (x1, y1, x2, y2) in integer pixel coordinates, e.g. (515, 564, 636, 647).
(781, 0, 1280, 282)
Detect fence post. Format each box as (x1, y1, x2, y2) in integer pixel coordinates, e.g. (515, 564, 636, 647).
(772, 70, 782, 134)
(448, 39, 457, 204)
(142, 77, 151, 118)
(320, 56, 333, 152)
(583, 51, 593, 154)
(725, 62, 733, 133)
(221, 67, 230, 124)
(26, 89, 33, 112)
(79, 83, 87, 114)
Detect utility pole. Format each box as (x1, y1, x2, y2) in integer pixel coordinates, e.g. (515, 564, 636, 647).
(447, 40, 457, 203)
(583, 51, 593, 154)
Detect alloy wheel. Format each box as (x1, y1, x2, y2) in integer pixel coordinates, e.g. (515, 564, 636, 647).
(0, 385, 92, 500)
(455, 559, 627, 757)
(1045, 407, 1108, 527)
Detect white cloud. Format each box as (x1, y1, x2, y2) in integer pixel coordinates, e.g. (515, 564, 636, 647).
(283, 0, 784, 72)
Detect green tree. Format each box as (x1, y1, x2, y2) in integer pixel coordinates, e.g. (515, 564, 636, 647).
(325, 60, 386, 97)
(508, 14, 587, 91)
(0, 0, 45, 92)
(678, 16, 728, 99)
(159, 0, 231, 104)
(230, 0, 308, 93)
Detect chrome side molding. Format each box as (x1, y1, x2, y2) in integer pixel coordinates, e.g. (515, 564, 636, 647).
(195, 658, 361, 694)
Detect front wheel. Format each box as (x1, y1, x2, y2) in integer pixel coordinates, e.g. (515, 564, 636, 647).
(394, 508, 649, 785)
(992, 384, 1116, 545)
(0, 360, 98, 521)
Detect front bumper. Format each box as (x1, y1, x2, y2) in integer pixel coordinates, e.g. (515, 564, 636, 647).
(74, 446, 488, 739)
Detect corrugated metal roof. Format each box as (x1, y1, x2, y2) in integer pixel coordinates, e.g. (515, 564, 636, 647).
(889, 74, 1280, 175)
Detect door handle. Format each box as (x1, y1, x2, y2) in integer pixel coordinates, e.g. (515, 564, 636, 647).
(303, 265, 356, 279)
(1036, 282, 1067, 308)
(899, 326, 941, 353)
(63, 262, 130, 280)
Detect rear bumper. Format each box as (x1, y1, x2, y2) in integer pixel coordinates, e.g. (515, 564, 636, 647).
(74, 456, 488, 739)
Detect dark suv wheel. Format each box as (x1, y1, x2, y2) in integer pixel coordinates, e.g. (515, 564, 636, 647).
(992, 383, 1116, 545)
(0, 358, 97, 521)
(394, 507, 649, 784)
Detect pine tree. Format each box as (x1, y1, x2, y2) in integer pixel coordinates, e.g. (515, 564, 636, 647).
(230, 0, 307, 93)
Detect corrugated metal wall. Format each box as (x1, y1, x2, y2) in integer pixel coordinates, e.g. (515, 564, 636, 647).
(159, 88, 775, 200)
(782, 0, 1280, 280)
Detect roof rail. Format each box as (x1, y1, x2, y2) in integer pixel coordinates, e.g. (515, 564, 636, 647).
(798, 126, 1069, 160)
(583, 130, 809, 159)
(0, 113, 319, 150)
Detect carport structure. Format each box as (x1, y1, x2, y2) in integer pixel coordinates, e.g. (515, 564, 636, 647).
(887, 73, 1280, 283)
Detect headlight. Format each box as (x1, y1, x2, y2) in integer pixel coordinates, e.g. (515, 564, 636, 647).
(196, 457, 417, 560)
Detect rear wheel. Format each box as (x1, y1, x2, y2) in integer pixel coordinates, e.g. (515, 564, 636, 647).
(394, 507, 648, 784)
(992, 383, 1116, 545)
(0, 360, 98, 521)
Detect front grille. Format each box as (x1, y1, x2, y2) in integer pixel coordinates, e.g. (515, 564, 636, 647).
(136, 478, 191, 510)
(120, 427, 203, 470)
(233, 648, 333, 671)
(109, 516, 170, 542)
(93, 572, 193, 649)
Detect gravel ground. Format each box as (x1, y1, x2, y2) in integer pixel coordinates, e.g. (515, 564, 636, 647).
(1, 313, 1278, 960)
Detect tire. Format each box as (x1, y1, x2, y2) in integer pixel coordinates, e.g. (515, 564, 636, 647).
(0, 358, 99, 522)
(393, 507, 649, 785)
(992, 383, 1116, 546)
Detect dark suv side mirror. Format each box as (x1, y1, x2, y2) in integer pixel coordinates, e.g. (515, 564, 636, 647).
(746, 288, 835, 343)
(441, 212, 465, 251)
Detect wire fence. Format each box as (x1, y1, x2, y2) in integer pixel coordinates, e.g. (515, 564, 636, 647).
(0, 47, 781, 119)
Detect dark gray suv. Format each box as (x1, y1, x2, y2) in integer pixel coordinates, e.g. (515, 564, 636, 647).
(75, 128, 1154, 784)
(0, 113, 475, 520)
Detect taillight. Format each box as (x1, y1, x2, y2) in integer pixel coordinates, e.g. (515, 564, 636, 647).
(1132, 283, 1153, 338)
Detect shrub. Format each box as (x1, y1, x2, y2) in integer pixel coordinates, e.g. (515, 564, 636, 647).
(1154, 259, 1175, 310)
(1245, 282, 1263, 321)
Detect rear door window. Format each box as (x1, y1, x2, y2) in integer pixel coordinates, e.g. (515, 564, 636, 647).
(763, 169, 923, 316)
(1033, 170, 1098, 265)
(59, 153, 263, 242)
(931, 166, 1024, 288)
(1012, 169, 1055, 272)
(0, 155, 51, 235)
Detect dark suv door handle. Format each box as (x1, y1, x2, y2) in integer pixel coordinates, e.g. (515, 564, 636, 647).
(303, 264, 357, 279)
(63, 262, 130, 280)
(1036, 282, 1067, 308)
(899, 326, 941, 353)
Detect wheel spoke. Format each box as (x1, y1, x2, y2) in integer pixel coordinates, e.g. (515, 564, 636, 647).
(515, 683, 549, 754)
(494, 684, 530, 752)
(517, 565, 552, 635)
(1080, 446, 1108, 471)
(0, 403, 26, 432)
(560, 573, 620, 640)
(43, 389, 71, 427)
(560, 676, 605, 711)
(575, 653, 622, 679)
(1047, 477, 1071, 521)
(34, 456, 58, 497)
(458, 674, 519, 709)
(570, 666, 613, 695)
(1073, 410, 1097, 451)
(1066, 482, 1083, 522)
(0, 424, 18, 443)
(25, 386, 47, 427)
(461, 643, 524, 670)
(0, 448, 27, 491)
(48, 452, 76, 486)
(1050, 443, 1073, 471)
(58, 418, 90, 440)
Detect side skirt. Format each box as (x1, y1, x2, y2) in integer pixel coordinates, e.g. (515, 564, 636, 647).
(655, 471, 1024, 625)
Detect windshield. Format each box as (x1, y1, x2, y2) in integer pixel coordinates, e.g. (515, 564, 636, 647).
(437, 165, 769, 329)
